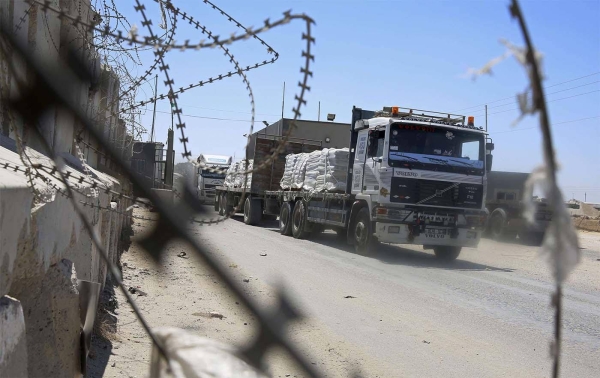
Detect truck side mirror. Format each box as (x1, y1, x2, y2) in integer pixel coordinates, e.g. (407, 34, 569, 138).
(486, 154, 493, 172)
(486, 142, 495, 153)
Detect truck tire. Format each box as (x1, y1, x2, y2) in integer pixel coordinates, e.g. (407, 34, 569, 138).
(279, 202, 294, 236)
(218, 194, 225, 216)
(352, 207, 377, 255)
(243, 197, 262, 225)
(433, 246, 461, 261)
(488, 208, 515, 241)
(223, 194, 234, 216)
(291, 200, 309, 239)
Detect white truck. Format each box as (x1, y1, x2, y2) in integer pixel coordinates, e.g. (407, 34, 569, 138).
(196, 154, 232, 204)
(217, 106, 493, 261)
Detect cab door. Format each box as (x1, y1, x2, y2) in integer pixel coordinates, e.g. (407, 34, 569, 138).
(363, 127, 386, 195)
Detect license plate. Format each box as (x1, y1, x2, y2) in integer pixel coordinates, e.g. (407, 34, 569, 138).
(418, 214, 454, 223)
(424, 228, 447, 239)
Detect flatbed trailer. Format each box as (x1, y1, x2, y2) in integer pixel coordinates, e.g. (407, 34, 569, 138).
(214, 135, 322, 223)
(264, 190, 351, 233)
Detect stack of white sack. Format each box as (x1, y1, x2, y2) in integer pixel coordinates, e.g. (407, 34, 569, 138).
(302, 149, 325, 191)
(233, 160, 253, 188)
(316, 148, 349, 192)
(280, 154, 298, 190)
(243, 159, 253, 188)
(291, 153, 309, 189)
(224, 162, 238, 188)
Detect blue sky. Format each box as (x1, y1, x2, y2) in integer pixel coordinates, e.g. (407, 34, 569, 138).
(119, 0, 600, 202)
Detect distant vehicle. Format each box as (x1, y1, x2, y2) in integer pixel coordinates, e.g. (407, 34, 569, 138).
(196, 154, 232, 204)
(216, 106, 492, 261)
(485, 171, 552, 244)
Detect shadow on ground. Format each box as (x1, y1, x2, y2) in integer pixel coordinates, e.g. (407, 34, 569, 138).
(229, 215, 515, 272)
(87, 278, 118, 378)
(311, 232, 515, 272)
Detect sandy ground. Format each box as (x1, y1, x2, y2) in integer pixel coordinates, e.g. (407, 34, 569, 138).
(89, 207, 600, 378)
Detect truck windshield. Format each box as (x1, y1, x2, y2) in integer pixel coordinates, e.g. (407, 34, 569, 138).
(388, 123, 484, 174)
(201, 169, 226, 179)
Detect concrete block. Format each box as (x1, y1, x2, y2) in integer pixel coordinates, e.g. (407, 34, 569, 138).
(0, 295, 28, 377)
(10, 259, 81, 378)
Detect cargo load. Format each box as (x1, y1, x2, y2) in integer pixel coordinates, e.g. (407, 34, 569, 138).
(224, 162, 238, 188)
(280, 154, 298, 190)
(226, 159, 253, 189)
(280, 148, 349, 193)
(291, 153, 310, 189)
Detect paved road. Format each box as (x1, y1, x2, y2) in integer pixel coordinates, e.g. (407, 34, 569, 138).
(197, 208, 600, 378)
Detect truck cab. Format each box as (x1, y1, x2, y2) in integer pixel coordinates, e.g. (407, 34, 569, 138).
(485, 171, 552, 244)
(196, 154, 232, 204)
(348, 106, 492, 259)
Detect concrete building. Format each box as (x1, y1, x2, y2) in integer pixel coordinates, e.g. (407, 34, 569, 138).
(245, 118, 351, 159)
(130, 141, 174, 194)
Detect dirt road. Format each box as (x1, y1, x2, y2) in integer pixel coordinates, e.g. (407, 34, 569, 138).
(90, 207, 600, 378)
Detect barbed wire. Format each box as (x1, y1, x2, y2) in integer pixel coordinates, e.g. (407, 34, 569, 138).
(0, 1, 328, 375)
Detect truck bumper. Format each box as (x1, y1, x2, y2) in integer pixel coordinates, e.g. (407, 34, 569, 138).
(375, 223, 482, 247)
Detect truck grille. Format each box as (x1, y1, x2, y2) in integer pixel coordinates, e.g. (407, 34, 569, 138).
(417, 180, 457, 207)
(390, 177, 483, 209)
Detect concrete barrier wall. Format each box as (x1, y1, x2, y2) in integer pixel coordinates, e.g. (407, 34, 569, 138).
(573, 218, 600, 233)
(0, 147, 130, 377)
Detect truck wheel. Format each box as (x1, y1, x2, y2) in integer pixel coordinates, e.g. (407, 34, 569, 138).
(243, 197, 262, 225)
(433, 246, 461, 261)
(488, 208, 513, 240)
(353, 207, 377, 255)
(279, 202, 294, 236)
(218, 194, 225, 216)
(223, 194, 234, 216)
(214, 194, 220, 212)
(291, 200, 309, 239)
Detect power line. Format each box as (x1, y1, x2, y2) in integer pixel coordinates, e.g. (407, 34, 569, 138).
(176, 104, 280, 117)
(488, 90, 600, 116)
(142, 108, 275, 123)
(453, 72, 600, 112)
(490, 115, 600, 135)
(469, 80, 600, 115)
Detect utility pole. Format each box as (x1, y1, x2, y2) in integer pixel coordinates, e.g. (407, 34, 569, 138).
(318, 101, 321, 122)
(281, 82, 285, 120)
(150, 74, 158, 142)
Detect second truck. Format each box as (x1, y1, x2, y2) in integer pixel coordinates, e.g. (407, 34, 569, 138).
(216, 106, 493, 261)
